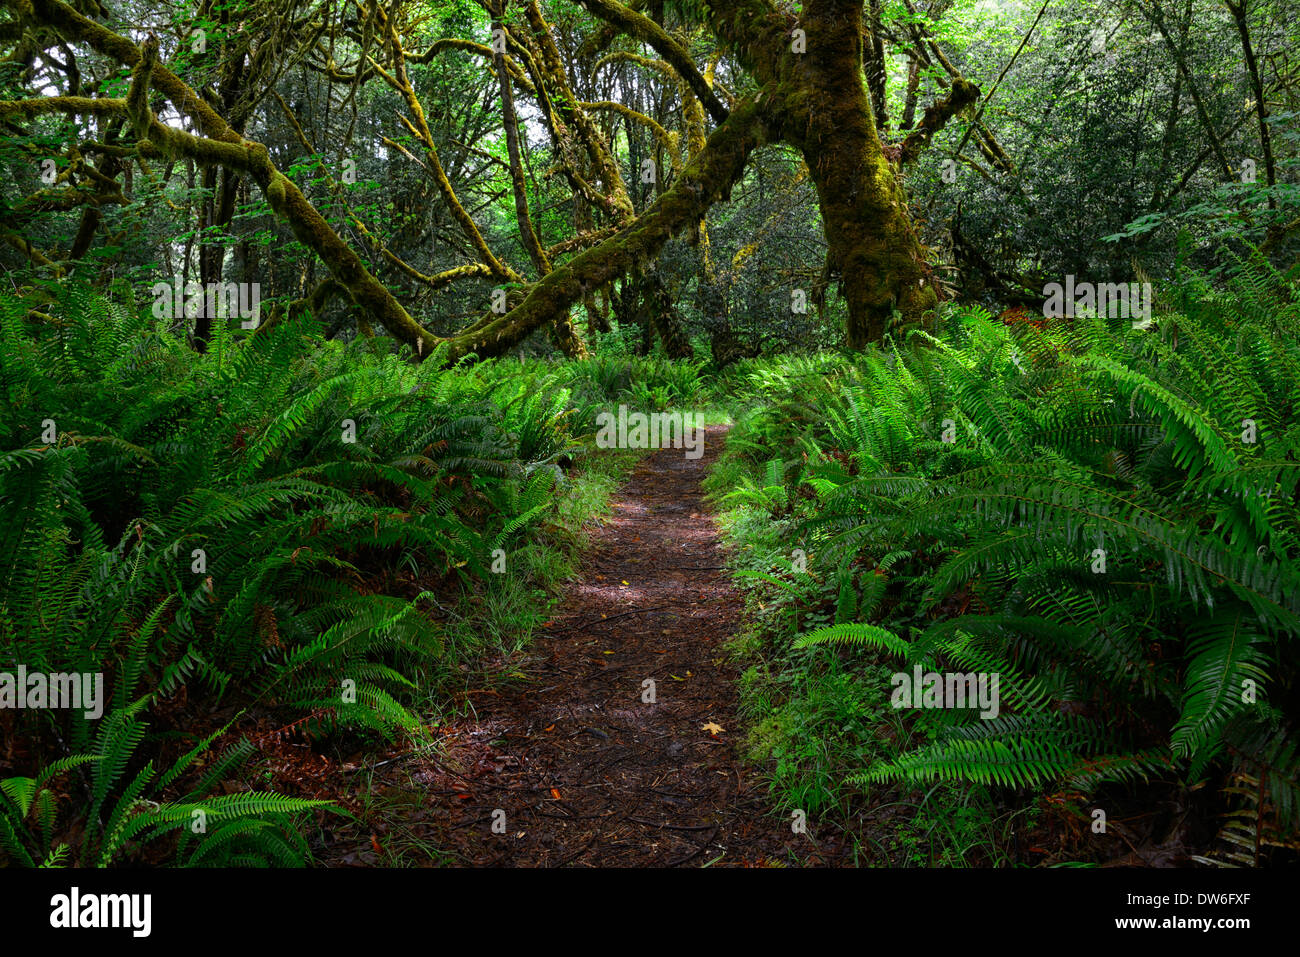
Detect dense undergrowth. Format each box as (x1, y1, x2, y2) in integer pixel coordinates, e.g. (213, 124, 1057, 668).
(4, 258, 1298, 869)
(0, 279, 705, 866)
(706, 258, 1300, 866)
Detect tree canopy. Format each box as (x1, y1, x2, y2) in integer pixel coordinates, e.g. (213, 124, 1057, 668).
(3, 0, 1290, 362)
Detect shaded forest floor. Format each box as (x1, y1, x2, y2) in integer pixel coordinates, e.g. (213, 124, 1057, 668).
(237, 421, 1211, 870)
(316, 426, 851, 866)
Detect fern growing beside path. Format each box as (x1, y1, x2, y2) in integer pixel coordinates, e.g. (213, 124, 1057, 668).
(709, 261, 1300, 865)
(0, 280, 650, 866)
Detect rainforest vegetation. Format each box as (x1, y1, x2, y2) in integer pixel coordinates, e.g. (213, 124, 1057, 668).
(0, 0, 1298, 870)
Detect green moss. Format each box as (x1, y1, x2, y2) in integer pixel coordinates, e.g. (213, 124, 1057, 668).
(265, 171, 290, 212)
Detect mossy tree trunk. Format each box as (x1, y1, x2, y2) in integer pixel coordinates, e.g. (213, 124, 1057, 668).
(693, 0, 942, 346)
(780, 0, 938, 346)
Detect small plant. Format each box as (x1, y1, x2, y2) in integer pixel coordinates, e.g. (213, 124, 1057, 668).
(0, 705, 332, 867)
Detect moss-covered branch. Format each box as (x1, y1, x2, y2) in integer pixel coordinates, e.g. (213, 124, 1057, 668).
(371, 8, 520, 284)
(272, 91, 487, 295)
(575, 0, 729, 124)
(405, 37, 536, 95)
(582, 100, 682, 175)
(441, 98, 773, 364)
(490, 9, 551, 280)
(520, 0, 633, 220)
(9, 0, 439, 352)
(898, 78, 979, 165)
(595, 49, 676, 82)
(0, 95, 124, 118)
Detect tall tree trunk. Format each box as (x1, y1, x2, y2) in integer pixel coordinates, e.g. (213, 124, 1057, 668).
(646, 270, 693, 358)
(196, 167, 238, 349)
(786, 0, 937, 346)
(866, 0, 889, 133)
(1226, 1, 1277, 211)
(698, 0, 939, 347)
(900, 56, 920, 133)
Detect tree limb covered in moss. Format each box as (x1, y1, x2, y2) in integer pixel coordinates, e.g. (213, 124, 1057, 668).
(899, 78, 979, 165)
(441, 97, 773, 363)
(575, 0, 728, 123)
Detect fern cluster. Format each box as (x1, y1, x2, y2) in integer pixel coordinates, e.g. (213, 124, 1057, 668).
(713, 257, 1300, 861)
(0, 279, 650, 865)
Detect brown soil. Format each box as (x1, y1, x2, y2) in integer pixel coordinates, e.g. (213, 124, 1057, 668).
(320, 424, 849, 866)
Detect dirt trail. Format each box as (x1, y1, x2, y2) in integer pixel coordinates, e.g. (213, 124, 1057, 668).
(358, 424, 841, 866)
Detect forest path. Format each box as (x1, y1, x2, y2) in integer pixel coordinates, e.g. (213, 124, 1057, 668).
(345, 425, 844, 866)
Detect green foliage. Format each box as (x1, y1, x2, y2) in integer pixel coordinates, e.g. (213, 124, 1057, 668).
(712, 264, 1300, 860)
(0, 705, 330, 867)
(0, 279, 647, 866)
